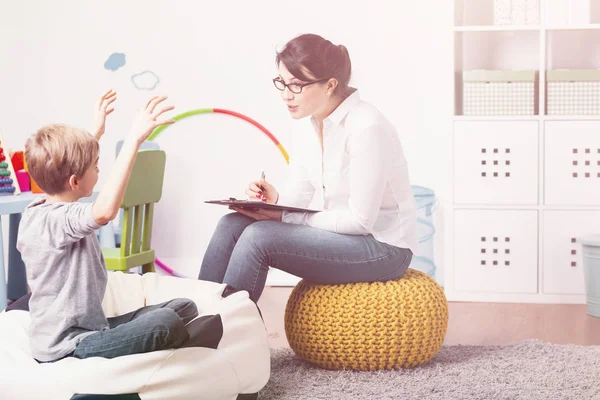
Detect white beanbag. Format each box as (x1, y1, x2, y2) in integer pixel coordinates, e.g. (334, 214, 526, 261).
(0, 272, 270, 400)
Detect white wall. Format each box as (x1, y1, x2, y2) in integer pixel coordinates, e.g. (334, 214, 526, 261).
(0, 0, 453, 280)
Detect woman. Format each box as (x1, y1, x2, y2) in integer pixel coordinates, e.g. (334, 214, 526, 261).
(198, 33, 417, 302)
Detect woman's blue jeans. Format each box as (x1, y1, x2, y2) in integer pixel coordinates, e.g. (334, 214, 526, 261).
(198, 213, 413, 302)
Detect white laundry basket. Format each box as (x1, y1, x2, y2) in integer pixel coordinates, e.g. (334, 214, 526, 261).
(577, 235, 600, 318)
(408, 186, 437, 281)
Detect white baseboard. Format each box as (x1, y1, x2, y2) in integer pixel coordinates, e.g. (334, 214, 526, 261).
(266, 269, 301, 287)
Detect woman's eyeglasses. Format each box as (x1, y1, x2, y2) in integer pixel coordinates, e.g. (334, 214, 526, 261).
(272, 77, 328, 94)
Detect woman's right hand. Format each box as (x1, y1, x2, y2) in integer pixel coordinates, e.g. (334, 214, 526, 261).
(246, 178, 278, 203)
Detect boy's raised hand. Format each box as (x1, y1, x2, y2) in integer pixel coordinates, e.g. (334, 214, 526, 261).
(93, 89, 117, 140)
(129, 96, 175, 144)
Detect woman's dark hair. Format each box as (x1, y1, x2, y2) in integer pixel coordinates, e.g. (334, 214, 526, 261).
(276, 34, 352, 95)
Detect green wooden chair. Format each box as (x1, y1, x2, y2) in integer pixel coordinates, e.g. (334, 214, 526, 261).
(102, 149, 166, 274)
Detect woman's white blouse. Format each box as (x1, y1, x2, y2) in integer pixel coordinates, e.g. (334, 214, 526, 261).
(279, 90, 417, 253)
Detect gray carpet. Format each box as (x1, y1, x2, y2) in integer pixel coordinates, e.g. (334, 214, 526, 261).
(259, 340, 600, 400)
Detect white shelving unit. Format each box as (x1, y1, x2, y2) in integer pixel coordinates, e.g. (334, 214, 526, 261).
(447, 0, 600, 303)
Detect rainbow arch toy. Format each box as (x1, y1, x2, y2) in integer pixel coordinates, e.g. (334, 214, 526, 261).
(148, 108, 289, 163)
(148, 108, 290, 278)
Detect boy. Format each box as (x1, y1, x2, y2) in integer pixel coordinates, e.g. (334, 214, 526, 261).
(18, 91, 204, 362)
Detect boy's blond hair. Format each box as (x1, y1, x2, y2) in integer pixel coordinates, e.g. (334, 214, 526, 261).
(25, 124, 99, 195)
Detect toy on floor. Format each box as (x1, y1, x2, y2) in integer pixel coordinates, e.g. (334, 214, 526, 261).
(148, 108, 291, 278)
(154, 258, 188, 278)
(0, 137, 21, 195)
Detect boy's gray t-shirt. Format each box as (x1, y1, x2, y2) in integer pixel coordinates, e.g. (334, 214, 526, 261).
(17, 198, 109, 362)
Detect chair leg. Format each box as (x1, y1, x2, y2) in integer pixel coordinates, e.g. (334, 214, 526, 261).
(142, 262, 155, 274)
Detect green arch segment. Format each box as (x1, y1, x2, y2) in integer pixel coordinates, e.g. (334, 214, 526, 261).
(148, 108, 214, 141)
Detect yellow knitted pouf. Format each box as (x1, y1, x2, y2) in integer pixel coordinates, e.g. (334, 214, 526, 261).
(284, 269, 449, 371)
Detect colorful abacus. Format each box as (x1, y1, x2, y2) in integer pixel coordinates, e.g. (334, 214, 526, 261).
(0, 138, 21, 195)
(0, 168, 15, 193)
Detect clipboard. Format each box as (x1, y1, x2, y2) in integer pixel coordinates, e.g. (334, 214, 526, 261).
(205, 198, 319, 213)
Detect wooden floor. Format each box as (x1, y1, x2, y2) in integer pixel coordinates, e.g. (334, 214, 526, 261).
(258, 287, 600, 348)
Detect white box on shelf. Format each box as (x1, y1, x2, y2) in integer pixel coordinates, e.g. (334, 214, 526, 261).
(463, 70, 536, 116)
(546, 0, 570, 25)
(454, 121, 539, 205)
(544, 121, 600, 206)
(453, 209, 538, 294)
(547, 70, 600, 115)
(494, 0, 513, 25)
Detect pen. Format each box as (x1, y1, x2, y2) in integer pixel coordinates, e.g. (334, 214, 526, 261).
(259, 171, 266, 192)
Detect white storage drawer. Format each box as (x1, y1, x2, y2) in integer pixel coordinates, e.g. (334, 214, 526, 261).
(454, 121, 539, 205)
(542, 210, 600, 295)
(545, 121, 600, 206)
(454, 209, 539, 294)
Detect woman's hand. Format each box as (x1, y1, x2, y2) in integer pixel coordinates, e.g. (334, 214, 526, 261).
(246, 177, 278, 203)
(93, 89, 117, 140)
(230, 206, 282, 222)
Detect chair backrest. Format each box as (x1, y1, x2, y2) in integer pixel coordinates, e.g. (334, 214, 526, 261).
(119, 150, 166, 258)
(114, 140, 161, 231)
(116, 139, 160, 158)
